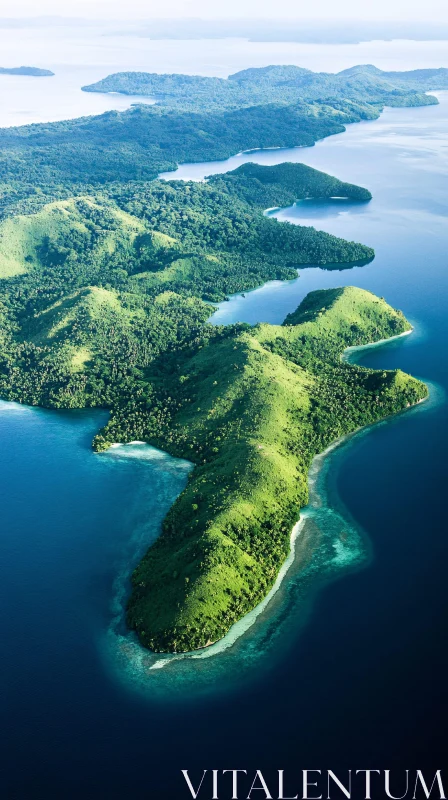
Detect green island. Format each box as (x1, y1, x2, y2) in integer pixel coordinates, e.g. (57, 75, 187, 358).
(0, 65, 430, 652)
(82, 64, 447, 112)
(0, 66, 54, 77)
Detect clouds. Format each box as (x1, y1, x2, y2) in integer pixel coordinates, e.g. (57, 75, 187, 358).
(5, 0, 448, 22)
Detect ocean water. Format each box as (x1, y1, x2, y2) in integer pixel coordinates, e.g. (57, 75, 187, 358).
(1, 56, 448, 800)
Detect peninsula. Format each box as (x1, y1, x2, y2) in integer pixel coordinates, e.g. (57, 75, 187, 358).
(0, 161, 427, 652)
(123, 287, 426, 652)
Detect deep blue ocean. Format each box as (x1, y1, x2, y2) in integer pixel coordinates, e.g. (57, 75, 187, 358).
(1, 95, 447, 799)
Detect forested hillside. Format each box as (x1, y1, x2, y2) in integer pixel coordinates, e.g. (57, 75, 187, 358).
(0, 103, 367, 214)
(0, 165, 373, 295)
(208, 162, 372, 208)
(0, 163, 374, 420)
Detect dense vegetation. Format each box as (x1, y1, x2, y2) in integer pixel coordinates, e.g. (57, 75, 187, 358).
(0, 103, 369, 214)
(123, 287, 427, 652)
(0, 165, 373, 300)
(0, 164, 375, 478)
(208, 162, 372, 208)
(83, 64, 440, 112)
(0, 220, 427, 651)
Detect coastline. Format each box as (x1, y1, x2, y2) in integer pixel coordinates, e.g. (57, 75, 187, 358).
(104, 370, 440, 697)
(158, 96, 442, 183)
(342, 326, 413, 362)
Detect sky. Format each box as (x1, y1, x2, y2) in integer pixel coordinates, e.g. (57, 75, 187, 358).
(3, 0, 448, 23)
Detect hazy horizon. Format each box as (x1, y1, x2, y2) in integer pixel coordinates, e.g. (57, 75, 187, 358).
(2, 0, 448, 24)
(1, 14, 448, 48)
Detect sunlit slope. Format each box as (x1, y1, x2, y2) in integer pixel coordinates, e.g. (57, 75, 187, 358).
(1, 280, 209, 408)
(15, 285, 145, 378)
(0, 198, 147, 279)
(5, 285, 147, 408)
(0, 197, 183, 283)
(125, 287, 427, 652)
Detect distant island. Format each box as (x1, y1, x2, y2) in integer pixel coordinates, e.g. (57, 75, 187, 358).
(3, 16, 448, 45)
(82, 64, 448, 112)
(0, 66, 54, 77)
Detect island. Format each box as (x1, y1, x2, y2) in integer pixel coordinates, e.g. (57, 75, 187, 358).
(0, 66, 54, 77)
(0, 67, 430, 653)
(81, 64, 446, 112)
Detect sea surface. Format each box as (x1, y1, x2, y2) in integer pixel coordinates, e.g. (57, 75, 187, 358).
(1, 42, 448, 799)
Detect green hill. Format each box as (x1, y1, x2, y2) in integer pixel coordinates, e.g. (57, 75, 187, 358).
(208, 162, 372, 208)
(0, 164, 375, 416)
(0, 198, 145, 280)
(122, 287, 427, 652)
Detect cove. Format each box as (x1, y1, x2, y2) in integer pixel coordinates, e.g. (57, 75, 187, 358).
(2, 96, 448, 797)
